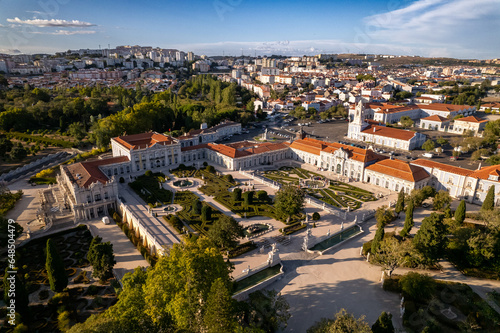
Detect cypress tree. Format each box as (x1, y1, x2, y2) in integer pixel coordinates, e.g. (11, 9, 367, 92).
(371, 225, 385, 254)
(454, 200, 466, 224)
(400, 199, 414, 238)
(45, 238, 68, 292)
(232, 188, 242, 202)
(243, 191, 253, 206)
(395, 189, 405, 215)
(192, 199, 202, 215)
(201, 205, 211, 222)
(482, 186, 495, 211)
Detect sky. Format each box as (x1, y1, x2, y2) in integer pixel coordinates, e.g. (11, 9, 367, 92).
(0, 0, 499, 59)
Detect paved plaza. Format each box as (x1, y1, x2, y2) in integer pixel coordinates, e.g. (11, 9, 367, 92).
(6, 157, 499, 332)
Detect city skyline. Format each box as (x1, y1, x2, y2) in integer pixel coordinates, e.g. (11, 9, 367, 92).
(0, 0, 499, 59)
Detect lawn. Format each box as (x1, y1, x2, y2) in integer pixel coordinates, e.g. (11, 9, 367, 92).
(129, 172, 172, 207)
(263, 167, 376, 211)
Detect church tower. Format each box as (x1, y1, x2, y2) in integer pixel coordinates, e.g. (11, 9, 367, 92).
(348, 101, 368, 140)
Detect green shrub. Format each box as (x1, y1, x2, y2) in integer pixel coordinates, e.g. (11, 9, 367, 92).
(256, 190, 268, 202)
(282, 222, 307, 235)
(206, 165, 215, 173)
(227, 241, 258, 258)
(383, 276, 402, 293)
(312, 212, 320, 220)
(400, 272, 436, 302)
(362, 240, 373, 255)
(243, 191, 254, 206)
(164, 215, 184, 233)
(233, 188, 242, 202)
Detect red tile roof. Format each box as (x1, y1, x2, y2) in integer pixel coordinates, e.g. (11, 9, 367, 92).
(454, 116, 488, 124)
(374, 104, 420, 114)
(421, 115, 450, 122)
(417, 103, 471, 112)
(366, 159, 430, 182)
(410, 159, 473, 177)
(65, 156, 129, 188)
(361, 124, 417, 141)
(472, 165, 500, 181)
(297, 137, 384, 163)
(113, 132, 175, 150)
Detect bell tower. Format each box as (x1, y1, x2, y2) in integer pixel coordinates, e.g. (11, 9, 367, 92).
(348, 101, 368, 140)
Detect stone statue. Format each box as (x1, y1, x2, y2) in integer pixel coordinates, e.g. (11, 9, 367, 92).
(302, 234, 309, 251)
(341, 221, 344, 230)
(327, 229, 330, 237)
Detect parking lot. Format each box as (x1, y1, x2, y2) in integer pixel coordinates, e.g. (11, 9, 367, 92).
(221, 113, 483, 171)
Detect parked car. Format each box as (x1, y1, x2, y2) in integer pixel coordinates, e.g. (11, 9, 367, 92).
(422, 153, 434, 158)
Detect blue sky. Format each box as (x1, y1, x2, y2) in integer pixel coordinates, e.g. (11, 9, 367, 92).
(0, 0, 499, 58)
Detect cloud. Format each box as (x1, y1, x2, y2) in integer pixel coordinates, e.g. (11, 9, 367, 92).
(6, 17, 96, 27)
(31, 30, 97, 35)
(362, 0, 500, 58)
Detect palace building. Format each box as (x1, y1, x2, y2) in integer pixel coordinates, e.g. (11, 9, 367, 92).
(58, 127, 500, 220)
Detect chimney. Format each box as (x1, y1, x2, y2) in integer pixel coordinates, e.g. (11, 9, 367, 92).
(373, 127, 376, 132)
(477, 162, 481, 170)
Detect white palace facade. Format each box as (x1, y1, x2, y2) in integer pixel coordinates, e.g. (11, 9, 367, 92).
(59, 126, 500, 220)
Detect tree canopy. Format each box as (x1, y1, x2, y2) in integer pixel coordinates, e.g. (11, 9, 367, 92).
(68, 237, 290, 333)
(207, 215, 244, 249)
(87, 236, 116, 280)
(414, 213, 447, 262)
(274, 185, 305, 221)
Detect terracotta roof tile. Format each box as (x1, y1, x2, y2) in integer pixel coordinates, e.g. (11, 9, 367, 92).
(421, 115, 450, 122)
(366, 159, 430, 182)
(113, 132, 175, 150)
(471, 165, 500, 180)
(64, 156, 129, 188)
(454, 116, 488, 124)
(417, 103, 472, 112)
(410, 159, 474, 177)
(361, 124, 417, 141)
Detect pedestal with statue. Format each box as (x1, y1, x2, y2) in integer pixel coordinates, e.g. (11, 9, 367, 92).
(267, 243, 280, 266)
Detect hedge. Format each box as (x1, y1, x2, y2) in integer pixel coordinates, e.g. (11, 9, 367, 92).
(281, 222, 307, 235)
(163, 215, 184, 234)
(227, 241, 258, 258)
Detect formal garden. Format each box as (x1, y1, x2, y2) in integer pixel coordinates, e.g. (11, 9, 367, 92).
(383, 272, 500, 332)
(129, 171, 172, 208)
(168, 190, 224, 236)
(170, 164, 305, 223)
(0, 225, 118, 331)
(263, 167, 377, 210)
